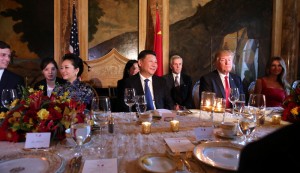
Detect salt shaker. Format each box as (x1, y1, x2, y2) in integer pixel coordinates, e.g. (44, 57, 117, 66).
(108, 117, 114, 133)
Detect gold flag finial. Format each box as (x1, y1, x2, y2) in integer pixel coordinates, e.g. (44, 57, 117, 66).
(156, 2, 158, 10)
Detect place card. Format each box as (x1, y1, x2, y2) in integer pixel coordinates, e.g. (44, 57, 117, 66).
(25, 132, 51, 149)
(82, 158, 118, 173)
(164, 137, 194, 153)
(194, 126, 214, 141)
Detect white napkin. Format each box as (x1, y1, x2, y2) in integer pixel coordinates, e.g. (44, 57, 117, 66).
(164, 137, 194, 153)
(82, 158, 118, 173)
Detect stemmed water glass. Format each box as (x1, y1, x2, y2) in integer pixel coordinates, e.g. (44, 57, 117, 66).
(235, 94, 246, 116)
(91, 96, 110, 151)
(135, 95, 147, 115)
(1, 89, 18, 110)
(238, 106, 257, 145)
(248, 94, 266, 126)
(228, 88, 240, 115)
(124, 88, 136, 122)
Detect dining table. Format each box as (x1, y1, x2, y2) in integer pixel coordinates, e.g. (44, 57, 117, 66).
(0, 108, 288, 173)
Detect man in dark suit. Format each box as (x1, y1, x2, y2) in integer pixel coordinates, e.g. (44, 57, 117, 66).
(124, 50, 174, 111)
(199, 49, 244, 108)
(0, 41, 25, 112)
(238, 122, 300, 172)
(164, 55, 193, 110)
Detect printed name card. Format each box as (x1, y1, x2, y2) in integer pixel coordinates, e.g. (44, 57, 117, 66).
(82, 158, 118, 173)
(194, 126, 214, 141)
(25, 132, 51, 149)
(164, 137, 195, 153)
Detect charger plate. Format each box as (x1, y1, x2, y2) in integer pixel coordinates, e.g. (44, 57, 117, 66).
(0, 150, 64, 173)
(138, 153, 176, 173)
(193, 141, 243, 171)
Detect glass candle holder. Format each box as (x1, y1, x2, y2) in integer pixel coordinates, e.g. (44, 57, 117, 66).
(213, 98, 226, 113)
(200, 92, 216, 112)
(272, 115, 281, 125)
(170, 120, 179, 132)
(141, 122, 151, 134)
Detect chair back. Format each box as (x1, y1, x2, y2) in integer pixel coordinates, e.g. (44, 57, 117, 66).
(192, 80, 200, 109)
(292, 80, 300, 89)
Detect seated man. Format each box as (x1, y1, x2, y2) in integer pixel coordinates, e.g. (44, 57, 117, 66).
(199, 49, 244, 108)
(238, 122, 300, 172)
(124, 50, 174, 111)
(163, 55, 193, 110)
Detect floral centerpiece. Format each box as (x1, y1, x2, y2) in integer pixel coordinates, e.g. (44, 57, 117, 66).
(0, 86, 86, 142)
(282, 88, 300, 123)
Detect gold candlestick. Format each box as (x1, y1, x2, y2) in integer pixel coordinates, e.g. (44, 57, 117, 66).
(170, 120, 179, 132)
(141, 122, 151, 134)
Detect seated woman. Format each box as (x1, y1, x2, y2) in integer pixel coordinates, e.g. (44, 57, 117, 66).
(54, 53, 94, 106)
(34, 58, 65, 97)
(116, 60, 139, 111)
(254, 56, 290, 107)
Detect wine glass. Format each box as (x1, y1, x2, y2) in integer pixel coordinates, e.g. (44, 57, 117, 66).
(91, 96, 110, 151)
(135, 95, 147, 115)
(228, 88, 240, 115)
(1, 89, 18, 110)
(238, 106, 257, 145)
(70, 116, 91, 157)
(235, 94, 246, 116)
(248, 94, 266, 126)
(124, 88, 136, 122)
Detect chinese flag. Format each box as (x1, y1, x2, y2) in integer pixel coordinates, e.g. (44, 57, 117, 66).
(154, 8, 163, 76)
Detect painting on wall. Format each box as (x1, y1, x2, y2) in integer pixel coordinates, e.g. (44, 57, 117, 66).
(169, 0, 273, 91)
(0, 0, 54, 86)
(88, 0, 139, 60)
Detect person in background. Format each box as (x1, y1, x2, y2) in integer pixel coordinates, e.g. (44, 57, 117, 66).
(163, 55, 193, 110)
(124, 50, 174, 111)
(238, 122, 300, 172)
(117, 60, 139, 111)
(199, 49, 244, 108)
(253, 56, 289, 107)
(34, 57, 65, 97)
(53, 53, 94, 106)
(0, 41, 24, 112)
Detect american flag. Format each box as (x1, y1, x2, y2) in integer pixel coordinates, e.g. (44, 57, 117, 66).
(69, 5, 80, 56)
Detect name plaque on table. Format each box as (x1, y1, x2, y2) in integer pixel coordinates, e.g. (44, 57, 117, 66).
(194, 126, 214, 141)
(82, 158, 118, 173)
(25, 132, 51, 149)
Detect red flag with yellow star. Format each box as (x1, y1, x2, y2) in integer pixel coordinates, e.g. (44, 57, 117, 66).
(154, 8, 163, 76)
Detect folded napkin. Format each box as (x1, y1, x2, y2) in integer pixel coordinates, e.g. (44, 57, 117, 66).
(164, 137, 194, 153)
(82, 158, 118, 173)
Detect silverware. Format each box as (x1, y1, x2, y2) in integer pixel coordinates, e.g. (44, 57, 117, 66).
(69, 156, 82, 173)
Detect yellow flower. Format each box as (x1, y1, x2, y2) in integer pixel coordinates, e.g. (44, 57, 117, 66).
(13, 112, 21, 118)
(28, 88, 35, 93)
(37, 109, 49, 120)
(54, 106, 62, 113)
(291, 107, 299, 117)
(0, 112, 6, 119)
(38, 85, 44, 90)
(11, 99, 19, 107)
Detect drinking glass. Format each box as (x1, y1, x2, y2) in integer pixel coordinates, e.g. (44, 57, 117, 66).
(238, 106, 256, 145)
(91, 96, 110, 151)
(235, 94, 246, 116)
(70, 116, 91, 157)
(124, 88, 136, 122)
(135, 95, 147, 115)
(1, 89, 18, 110)
(228, 88, 240, 115)
(248, 94, 266, 126)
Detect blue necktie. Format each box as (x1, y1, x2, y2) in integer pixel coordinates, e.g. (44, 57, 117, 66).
(144, 79, 154, 110)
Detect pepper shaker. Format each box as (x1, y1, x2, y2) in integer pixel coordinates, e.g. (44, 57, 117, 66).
(108, 117, 114, 133)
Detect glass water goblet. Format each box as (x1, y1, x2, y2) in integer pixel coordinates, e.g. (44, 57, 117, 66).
(228, 88, 240, 115)
(238, 106, 257, 145)
(135, 95, 147, 115)
(248, 94, 266, 126)
(1, 89, 18, 110)
(124, 88, 136, 122)
(235, 94, 246, 116)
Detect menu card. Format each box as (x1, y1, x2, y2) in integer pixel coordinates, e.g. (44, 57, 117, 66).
(164, 137, 194, 153)
(82, 158, 118, 173)
(194, 126, 214, 141)
(25, 132, 51, 149)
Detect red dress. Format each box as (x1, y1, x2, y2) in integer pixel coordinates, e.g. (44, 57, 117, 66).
(261, 79, 286, 107)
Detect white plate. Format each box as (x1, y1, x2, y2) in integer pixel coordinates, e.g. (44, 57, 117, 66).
(138, 153, 176, 173)
(215, 131, 238, 139)
(0, 151, 64, 173)
(193, 141, 243, 171)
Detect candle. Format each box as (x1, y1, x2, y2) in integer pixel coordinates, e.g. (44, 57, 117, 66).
(141, 122, 151, 134)
(170, 120, 179, 132)
(213, 98, 226, 113)
(272, 115, 281, 125)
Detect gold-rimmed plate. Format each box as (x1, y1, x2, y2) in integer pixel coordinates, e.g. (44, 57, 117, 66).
(138, 153, 176, 173)
(193, 141, 243, 171)
(0, 150, 64, 173)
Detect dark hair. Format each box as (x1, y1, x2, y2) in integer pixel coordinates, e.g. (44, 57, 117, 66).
(138, 50, 156, 60)
(62, 53, 84, 77)
(40, 57, 59, 70)
(0, 41, 10, 49)
(122, 60, 138, 79)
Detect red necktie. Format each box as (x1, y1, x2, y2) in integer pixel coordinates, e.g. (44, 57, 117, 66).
(224, 76, 230, 108)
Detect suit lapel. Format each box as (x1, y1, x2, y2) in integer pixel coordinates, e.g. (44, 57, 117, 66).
(152, 76, 160, 102)
(229, 74, 237, 89)
(214, 71, 226, 98)
(134, 75, 144, 95)
(0, 70, 9, 91)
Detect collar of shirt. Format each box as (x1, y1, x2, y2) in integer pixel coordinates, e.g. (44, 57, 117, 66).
(217, 70, 230, 88)
(0, 69, 4, 81)
(172, 73, 180, 81)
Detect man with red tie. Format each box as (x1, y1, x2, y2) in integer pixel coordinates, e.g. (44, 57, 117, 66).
(199, 49, 244, 108)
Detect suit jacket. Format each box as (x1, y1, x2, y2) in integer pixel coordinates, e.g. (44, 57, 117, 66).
(34, 77, 66, 96)
(199, 70, 244, 101)
(124, 73, 174, 111)
(163, 73, 194, 109)
(238, 122, 300, 173)
(0, 69, 25, 112)
(116, 78, 127, 112)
